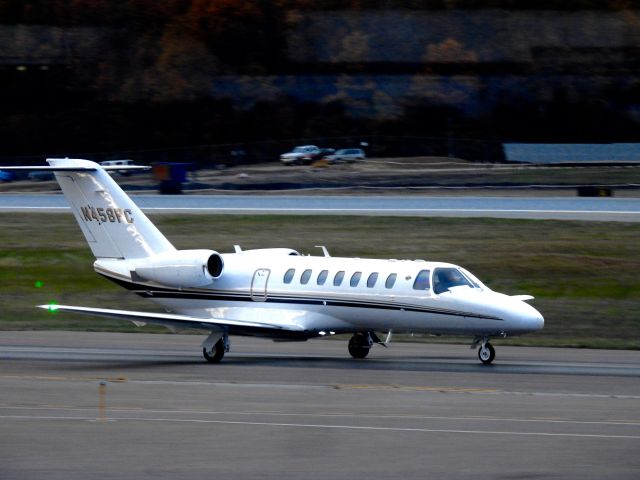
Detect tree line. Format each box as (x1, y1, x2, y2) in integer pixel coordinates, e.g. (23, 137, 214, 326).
(1, 1, 640, 160)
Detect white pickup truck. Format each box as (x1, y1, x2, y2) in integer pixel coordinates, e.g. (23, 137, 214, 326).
(279, 145, 321, 165)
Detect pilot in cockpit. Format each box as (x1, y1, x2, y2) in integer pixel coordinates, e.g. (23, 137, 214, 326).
(434, 268, 465, 294)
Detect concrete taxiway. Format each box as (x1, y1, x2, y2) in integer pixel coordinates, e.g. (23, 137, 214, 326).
(2, 194, 640, 221)
(1, 331, 639, 479)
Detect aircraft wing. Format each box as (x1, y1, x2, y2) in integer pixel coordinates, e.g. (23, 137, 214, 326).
(38, 304, 307, 337)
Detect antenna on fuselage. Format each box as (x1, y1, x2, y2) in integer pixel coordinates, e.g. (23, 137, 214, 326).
(315, 246, 330, 257)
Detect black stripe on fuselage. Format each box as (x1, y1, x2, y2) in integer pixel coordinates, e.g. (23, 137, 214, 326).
(98, 273, 503, 322)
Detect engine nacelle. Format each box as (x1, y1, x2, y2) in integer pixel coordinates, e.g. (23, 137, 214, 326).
(239, 248, 299, 256)
(131, 249, 223, 288)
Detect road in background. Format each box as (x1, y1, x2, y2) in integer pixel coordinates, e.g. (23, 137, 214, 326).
(1, 194, 640, 221)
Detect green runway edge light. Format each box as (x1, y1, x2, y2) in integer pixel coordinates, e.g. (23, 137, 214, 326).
(34, 280, 44, 288)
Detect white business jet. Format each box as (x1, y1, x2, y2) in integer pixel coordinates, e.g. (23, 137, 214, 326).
(8, 159, 544, 364)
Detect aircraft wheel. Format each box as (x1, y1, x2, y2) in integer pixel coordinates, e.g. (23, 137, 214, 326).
(348, 334, 370, 359)
(478, 342, 495, 365)
(203, 339, 225, 363)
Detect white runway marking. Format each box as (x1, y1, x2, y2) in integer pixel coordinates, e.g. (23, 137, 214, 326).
(1, 414, 639, 439)
(3, 405, 639, 427)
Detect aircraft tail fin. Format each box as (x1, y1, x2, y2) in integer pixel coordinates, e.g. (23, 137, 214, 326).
(46, 158, 175, 259)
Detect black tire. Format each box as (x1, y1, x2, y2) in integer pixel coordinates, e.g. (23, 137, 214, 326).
(348, 334, 370, 359)
(203, 339, 225, 363)
(478, 343, 495, 365)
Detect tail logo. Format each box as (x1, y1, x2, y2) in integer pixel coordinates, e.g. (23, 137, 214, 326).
(80, 206, 134, 225)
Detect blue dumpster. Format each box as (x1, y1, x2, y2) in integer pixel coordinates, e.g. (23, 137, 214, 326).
(152, 163, 190, 194)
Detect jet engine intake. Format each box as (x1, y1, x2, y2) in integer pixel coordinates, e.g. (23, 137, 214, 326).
(206, 252, 224, 278)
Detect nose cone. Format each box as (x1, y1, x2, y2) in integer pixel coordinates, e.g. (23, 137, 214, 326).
(508, 299, 544, 334)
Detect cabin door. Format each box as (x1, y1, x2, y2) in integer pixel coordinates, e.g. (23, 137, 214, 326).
(250, 268, 270, 302)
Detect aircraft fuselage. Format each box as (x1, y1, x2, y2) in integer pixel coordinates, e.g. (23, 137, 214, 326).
(94, 251, 544, 341)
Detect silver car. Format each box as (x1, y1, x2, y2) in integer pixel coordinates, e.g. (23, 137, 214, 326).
(323, 148, 366, 163)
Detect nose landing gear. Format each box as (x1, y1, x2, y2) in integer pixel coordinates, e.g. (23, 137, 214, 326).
(477, 342, 495, 364)
(472, 336, 496, 364)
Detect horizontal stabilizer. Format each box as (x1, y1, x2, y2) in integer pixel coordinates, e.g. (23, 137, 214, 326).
(1, 165, 150, 172)
(38, 304, 304, 333)
(1, 165, 98, 171)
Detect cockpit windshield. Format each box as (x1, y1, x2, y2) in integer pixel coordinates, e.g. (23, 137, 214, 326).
(433, 267, 474, 294)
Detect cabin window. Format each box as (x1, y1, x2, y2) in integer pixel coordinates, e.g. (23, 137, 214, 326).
(366, 272, 379, 288)
(350, 272, 362, 287)
(284, 268, 295, 284)
(433, 267, 472, 294)
(300, 269, 312, 285)
(385, 273, 397, 289)
(333, 271, 345, 286)
(413, 270, 431, 290)
(317, 270, 328, 285)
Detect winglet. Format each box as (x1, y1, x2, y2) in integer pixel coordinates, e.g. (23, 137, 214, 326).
(511, 295, 535, 302)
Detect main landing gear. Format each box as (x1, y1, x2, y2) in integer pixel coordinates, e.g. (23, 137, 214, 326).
(348, 332, 389, 359)
(348, 332, 373, 359)
(473, 336, 496, 365)
(202, 331, 230, 363)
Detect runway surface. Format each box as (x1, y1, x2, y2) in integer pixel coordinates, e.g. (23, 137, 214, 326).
(1, 194, 640, 221)
(1, 332, 639, 479)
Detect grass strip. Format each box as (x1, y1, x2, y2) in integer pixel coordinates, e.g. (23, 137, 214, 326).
(1, 213, 638, 349)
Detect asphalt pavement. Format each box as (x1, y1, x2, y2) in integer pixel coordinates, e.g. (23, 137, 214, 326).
(1, 331, 639, 479)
